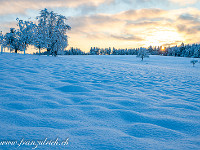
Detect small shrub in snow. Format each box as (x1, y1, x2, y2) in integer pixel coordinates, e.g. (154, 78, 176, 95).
(190, 60, 198, 67)
(136, 47, 149, 61)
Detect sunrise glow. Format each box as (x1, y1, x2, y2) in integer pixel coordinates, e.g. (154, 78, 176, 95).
(0, 0, 200, 52)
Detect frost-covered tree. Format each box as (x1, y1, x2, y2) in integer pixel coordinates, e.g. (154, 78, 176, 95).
(90, 47, 100, 55)
(35, 8, 49, 55)
(4, 20, 35, 54)
(110, 47, 138, 55)
(52, 14, 70, 56)
(64, 47, 85, 55)
(136, 47, 149, 61)
(148, 45, 153, 54)
(112, 47, 117, 55)
(4, 28, 14, 53)
(0, 31, 3, 44)
(193, 46, 200, 58)
(164, 43, 200, 58)
(36, 8, 71, 56)
(4, 28, 22, 53)
(17, 19, 36, 54)
(0, 31, 3, 53)
(33, 24, 46, 55)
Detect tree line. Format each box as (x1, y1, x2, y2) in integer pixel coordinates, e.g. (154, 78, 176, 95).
(35, 43, 200, 58)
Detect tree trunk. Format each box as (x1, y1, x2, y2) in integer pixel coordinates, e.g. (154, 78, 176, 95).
(24, 47, 26, 55)
(47, 48, 50, 56)
(0, 46, 2, 54)
(39, 48, 41, 56)
(54, 50, 57, 57)
(15, 49, 17, 53)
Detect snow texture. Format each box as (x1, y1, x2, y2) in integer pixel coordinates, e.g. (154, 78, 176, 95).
(0, 53, 200, 149)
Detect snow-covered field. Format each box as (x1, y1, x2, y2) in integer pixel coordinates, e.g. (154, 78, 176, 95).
(0, 53, 200, 150)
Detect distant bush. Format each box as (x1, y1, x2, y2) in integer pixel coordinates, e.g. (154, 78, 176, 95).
(190, 60, 198, 67)
(136, 48, 149, 61)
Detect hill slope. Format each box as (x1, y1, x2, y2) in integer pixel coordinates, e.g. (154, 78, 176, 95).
(0, 54, 200, 149)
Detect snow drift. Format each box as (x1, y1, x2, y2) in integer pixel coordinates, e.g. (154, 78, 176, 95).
(0, 53, 200, 149)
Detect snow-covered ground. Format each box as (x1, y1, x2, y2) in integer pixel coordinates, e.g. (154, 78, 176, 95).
(0, 53, 200, 150)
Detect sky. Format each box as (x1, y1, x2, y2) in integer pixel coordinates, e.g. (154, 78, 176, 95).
(1, 0, 200, 52)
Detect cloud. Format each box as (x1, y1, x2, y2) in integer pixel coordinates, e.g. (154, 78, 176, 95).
(69, 14, 125, 34)
(178, 13, 200, 25)
(0, 0, 113, 15)
(111, 34, 143, 41)
(177, 24, 200, 34)
(175, 11, 200, 35)
(114, 8, 166, 21)
(179, 13, 197, 21)
(177, 25, 200, 37)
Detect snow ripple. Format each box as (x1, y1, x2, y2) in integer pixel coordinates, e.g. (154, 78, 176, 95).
(0, 54, 200, 149)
